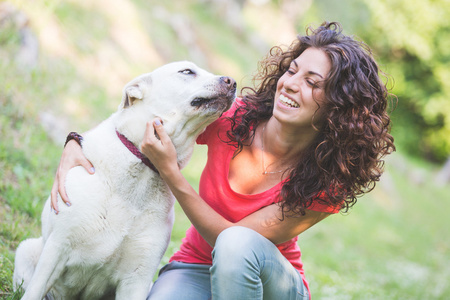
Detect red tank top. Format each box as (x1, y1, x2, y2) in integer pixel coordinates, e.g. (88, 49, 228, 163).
(170, 99, 340, 296)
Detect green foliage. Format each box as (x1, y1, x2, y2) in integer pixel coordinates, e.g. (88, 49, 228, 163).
(360, 0, 450, 161)
(300, 0, 450, 161)
(0, 68, 58, 298)
(0, 89, 58, 215)
(53, 2, 111, 53)
(0, 212, 30, 300)
(0, 18, 20, 50)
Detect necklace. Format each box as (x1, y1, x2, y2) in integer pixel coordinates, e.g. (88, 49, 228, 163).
(261, 123, 285, 175)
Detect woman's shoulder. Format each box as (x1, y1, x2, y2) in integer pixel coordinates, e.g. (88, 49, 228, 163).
(223, 97, 244, 118)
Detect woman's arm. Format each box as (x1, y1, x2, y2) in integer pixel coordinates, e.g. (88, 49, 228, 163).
(141, 120, 330, 247)
(50, 137, 95, 214)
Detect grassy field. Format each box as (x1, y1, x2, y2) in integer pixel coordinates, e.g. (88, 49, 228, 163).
(1, 0, 450, 299)
(300, 156, 450, 299)
(2, 130, 450, 299)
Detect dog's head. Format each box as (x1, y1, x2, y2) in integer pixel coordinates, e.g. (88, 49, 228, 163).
(120, 61, 236, 114)
(116, 61, 236, 167)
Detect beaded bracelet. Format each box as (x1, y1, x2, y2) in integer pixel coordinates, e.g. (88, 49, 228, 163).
(64, 132, 83, 148)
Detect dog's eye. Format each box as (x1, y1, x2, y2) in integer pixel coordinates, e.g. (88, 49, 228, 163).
(179, 69, 195, 75)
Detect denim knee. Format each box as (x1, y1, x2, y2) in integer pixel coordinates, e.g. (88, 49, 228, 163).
(212, 226, 270, 269)
(211, 227, 308, 300)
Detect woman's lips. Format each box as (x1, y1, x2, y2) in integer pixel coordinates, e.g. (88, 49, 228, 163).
(279, 94, 299, 108)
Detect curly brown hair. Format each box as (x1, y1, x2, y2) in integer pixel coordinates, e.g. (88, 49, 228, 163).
(226, 21, 396, 216)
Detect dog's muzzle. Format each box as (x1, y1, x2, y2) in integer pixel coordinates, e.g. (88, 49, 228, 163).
(190, 76, 236, 111)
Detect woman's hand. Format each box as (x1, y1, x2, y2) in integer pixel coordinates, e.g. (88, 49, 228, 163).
(50, 139, 95, 214)
(140, 119, 179, 178)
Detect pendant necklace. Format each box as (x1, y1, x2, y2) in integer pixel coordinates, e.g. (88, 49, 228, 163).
(261, 122, 285, 175)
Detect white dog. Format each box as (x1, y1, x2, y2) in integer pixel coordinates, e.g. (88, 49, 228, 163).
(13, 61, 236, 300)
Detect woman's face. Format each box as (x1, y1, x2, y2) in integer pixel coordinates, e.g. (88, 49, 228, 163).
(273, 47, 331, 130)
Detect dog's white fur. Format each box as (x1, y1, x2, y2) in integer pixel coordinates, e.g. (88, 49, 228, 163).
(13, 61, 235, 300)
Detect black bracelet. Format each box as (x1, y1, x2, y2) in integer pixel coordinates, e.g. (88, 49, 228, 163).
(64, 132, 83, 148)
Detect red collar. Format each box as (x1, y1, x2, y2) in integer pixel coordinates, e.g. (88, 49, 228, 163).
(115, 130, 159, 175)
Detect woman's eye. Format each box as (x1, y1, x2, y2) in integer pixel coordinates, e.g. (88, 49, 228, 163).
(287, 69, 295, 75)
(179, 69, 195, 75)
(306, 79, 315, 86)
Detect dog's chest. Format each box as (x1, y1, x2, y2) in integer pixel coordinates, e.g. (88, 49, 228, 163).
(81, 121, 171, 203)
(60, 120, 175, 259)
(50, 117, 177, 297)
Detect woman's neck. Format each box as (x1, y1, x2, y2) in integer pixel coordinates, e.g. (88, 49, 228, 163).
(260, 117, 319, 164)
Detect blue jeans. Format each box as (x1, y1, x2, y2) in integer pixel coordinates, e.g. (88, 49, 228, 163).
(147, 226, 308, 300)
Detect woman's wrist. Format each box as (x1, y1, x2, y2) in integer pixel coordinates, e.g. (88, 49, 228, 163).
(159, 163, 182, 182)
(64, 132, 83, 148)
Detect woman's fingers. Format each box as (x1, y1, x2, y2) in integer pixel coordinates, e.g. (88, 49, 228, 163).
(143, 120, 160, 146)
(49, 167, 71, 215)
(57, 167, 71, 207)
(50, 175, 60, 214)
(141, 119, 178, 174)
(49, 139, 95, 214)
(153, 119, 171, 145)
(81, 159, 95, 175)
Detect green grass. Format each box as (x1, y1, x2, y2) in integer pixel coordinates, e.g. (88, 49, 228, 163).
(299, 156, 450, 299)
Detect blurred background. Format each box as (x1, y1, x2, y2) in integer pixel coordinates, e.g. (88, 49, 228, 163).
(0, 0, 449, 299)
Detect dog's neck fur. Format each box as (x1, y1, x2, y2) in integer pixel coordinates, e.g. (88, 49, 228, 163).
(113, 106, 197, 170)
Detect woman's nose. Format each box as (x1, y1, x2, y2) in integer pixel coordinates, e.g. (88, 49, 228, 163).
(283, 76, 300, 93)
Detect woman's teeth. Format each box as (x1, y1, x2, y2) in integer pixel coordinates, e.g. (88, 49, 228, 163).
(279, 94, 299, 108)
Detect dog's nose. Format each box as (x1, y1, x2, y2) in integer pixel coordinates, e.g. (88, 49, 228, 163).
(220, 76, 237, 89)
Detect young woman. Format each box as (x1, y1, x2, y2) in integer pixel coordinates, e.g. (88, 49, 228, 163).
(52, 22, 395, 300)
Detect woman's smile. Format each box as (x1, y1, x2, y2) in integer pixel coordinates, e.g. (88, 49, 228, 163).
(278, 94, 300, 108)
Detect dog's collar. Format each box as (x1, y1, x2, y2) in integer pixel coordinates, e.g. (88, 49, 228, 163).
(115, 130, 159, 175)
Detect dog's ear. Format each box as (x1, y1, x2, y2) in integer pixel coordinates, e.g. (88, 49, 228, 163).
(119, 84, 143, 110)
